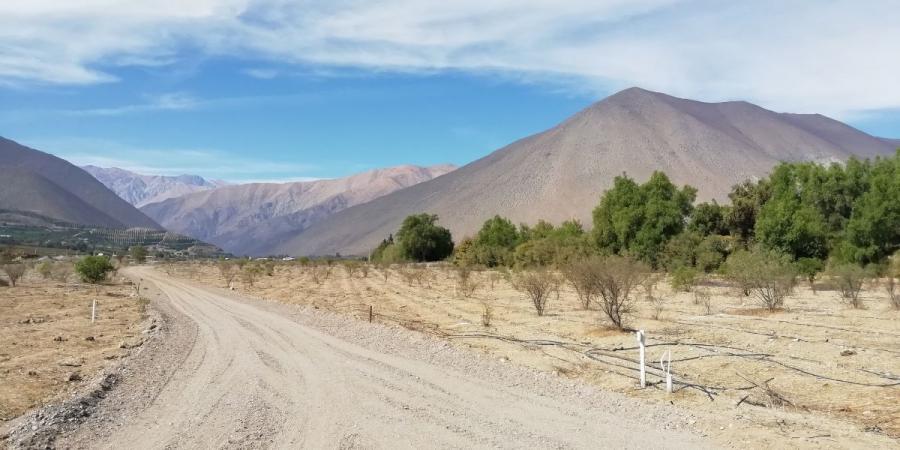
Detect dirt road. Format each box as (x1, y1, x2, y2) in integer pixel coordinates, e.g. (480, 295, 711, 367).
(63, 267, 710, 449)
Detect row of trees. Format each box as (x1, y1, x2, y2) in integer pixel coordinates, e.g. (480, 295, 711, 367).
(370, 151, 900, 278)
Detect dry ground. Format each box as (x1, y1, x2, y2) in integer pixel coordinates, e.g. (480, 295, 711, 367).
(0, 268, 147, 423)
(166, 261, 900, 449)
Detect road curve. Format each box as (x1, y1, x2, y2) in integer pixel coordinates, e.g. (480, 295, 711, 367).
(98, 267, 710, 449)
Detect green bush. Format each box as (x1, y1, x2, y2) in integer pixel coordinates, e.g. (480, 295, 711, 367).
(75, 256, 115, 284)
(129, 245, 148, 263)
(670, 266, 699, 292)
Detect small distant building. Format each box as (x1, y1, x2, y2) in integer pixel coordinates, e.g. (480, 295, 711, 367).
(282, 256, 296, 261)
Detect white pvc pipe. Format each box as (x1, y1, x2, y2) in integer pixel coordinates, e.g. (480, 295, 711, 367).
(661, 350, 672, 393)
(91, 299, 96, 324)
(636, 330, 646, 388)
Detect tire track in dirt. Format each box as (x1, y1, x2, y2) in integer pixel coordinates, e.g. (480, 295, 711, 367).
(76, 267, 710, 449)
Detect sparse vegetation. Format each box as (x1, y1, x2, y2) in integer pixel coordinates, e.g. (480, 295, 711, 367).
(513, 269, 559, 316)
(35, 261, 53, 279)
(591, 256, 649, 330)
(454, 265, 480, 298)
(129, 245, 148, 263)
(218, 261, 239, 287)
(724, 248, 796, 310)
(563, 258, 601, 309)
(1, 263, 26, 287)
(828, 263, 870, 309)
(480, 302, 493, 327)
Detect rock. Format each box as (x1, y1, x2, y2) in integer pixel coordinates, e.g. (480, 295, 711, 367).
(52, 336, 66, 342)
(27, 370, 37, 376)
(119, 338, 144, 349)
(85, 336, 95, 341)
(840, 349, 856, 356)
(67, 372, 82, 382)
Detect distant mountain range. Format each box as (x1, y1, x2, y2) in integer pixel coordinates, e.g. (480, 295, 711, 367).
(81, 166, 229, 208)
(270, 87, 900, 257)
(137, 164, 456, 255)
(0, 137, 160, 229)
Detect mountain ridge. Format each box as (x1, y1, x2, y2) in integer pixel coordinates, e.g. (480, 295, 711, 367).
(0, 137, 161, 229)
(139, 163, 456, 255)
(82, 165, 229, 207)
(269, 87, 898, 257)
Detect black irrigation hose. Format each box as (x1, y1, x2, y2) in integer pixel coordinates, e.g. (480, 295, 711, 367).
(322, 303, 900, 389)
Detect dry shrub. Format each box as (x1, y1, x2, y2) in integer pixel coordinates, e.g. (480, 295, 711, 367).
(242, 263, 264, 287)
(828, 264, 869, 309)
(694, 288, 713, 315)
(487, 271, 503, 290)
(342, 261, 361, 278)
(360, 264, 370, 278)
(35, 261, 53, 279)
(724, 249, 796, 310)
(51, 262, 73, 283)
(513, 270, 560, 316)
(641, 274, 665, 320)
(397, 266, 429, 287)
(886, 278, 899, 310)
(562, 260, 601, 309)
(455, 266, 481, 298)
(218, 261, 238, 287)
(592, 256, 649, 330)
(480, 302, 493, 327)
(309, 265, 331, 285)
(1, 263, 26, 287)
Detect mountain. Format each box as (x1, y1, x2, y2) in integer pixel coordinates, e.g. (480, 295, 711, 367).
(139, 164, 456, 255)
(271, 87, 899, 257)
(882, 138, 900, 148)
(82, 165, 229, 207)
(0, 137, 161, 229)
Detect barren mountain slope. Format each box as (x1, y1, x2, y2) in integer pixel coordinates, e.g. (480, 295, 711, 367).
(140, 164, 455, 255)
(0, 168, 125, 228)
(273, 87, 898, 256)
(82, 166, 228, 207)
(0, 137, 160, 228)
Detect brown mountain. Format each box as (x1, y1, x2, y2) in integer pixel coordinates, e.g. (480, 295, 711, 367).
(139, 164, 456, 255)
(271, 87, 898, 257)
(0, 137, 161, 229)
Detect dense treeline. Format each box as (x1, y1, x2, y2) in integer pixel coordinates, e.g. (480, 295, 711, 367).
(371, 150, 900, 273)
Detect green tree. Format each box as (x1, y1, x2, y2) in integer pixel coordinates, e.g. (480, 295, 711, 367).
(592, 172, 696, 266)
(369, 234, 395, 262)
(395, 214, 454, 262)
(689, 201, 729, 236)
(837, 151, 900, 264)
(725, 179, 771, 242)
(471, 215, 521, 267)
(129, 245, 148, 263)
(75, 255, 115, 284)
(755, 165, 829, 259)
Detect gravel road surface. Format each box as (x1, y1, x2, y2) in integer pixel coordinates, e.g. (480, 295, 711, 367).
(24, 267, 713, 449)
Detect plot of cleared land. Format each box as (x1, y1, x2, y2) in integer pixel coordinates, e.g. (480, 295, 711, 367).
(0, 271, 146, 422)
(166, 262, 900, 449)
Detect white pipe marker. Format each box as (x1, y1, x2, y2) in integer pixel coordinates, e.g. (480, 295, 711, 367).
(636, 330, 646, 388)
(660, 350, 672, 393)
(91, 299, 97, 324)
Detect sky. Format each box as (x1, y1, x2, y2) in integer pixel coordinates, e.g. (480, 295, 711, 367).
(1, 0, 898, 183)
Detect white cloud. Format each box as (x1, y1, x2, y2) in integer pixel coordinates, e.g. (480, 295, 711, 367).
(1, 1, 899, 115)
(64, 92, 200, 116)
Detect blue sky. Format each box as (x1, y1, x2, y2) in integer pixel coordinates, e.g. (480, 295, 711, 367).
(1, 1, 898, 182)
